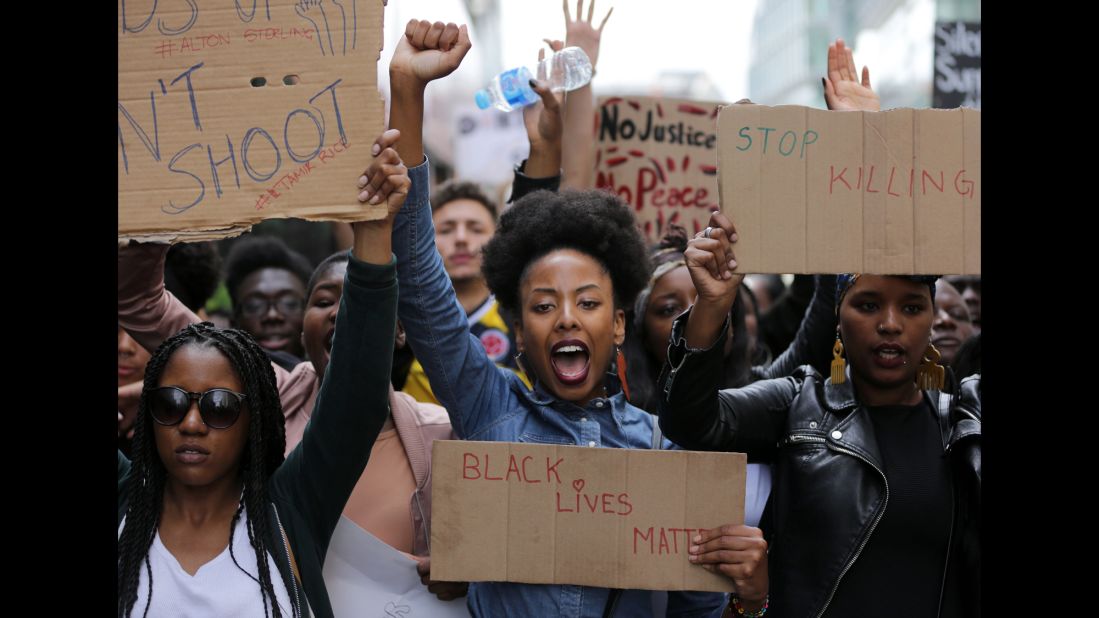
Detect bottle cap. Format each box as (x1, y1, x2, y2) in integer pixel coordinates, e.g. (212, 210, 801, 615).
(474, 89, 491, 110)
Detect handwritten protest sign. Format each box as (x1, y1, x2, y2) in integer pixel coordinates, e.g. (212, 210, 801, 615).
(717, 105, 980, 274)
(118, 0, 386, 242)
(934, 22, 981, 109)
(430, 440, 745, 592)
(594, 97, 725, 242)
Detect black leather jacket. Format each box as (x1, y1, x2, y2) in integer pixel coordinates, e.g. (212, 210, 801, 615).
(658, 312, 981, 618)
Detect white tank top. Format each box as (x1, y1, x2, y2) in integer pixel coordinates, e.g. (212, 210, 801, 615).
(119, 509, 295, 617)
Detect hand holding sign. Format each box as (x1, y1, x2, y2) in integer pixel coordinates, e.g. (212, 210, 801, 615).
(356, 130, 410, 218)
(823, 38, 879, 112)
(391, 20, 472, 87)
(415, 557, 470, 602)
(689, 524, 768, 611)
(351, 129, 410, 265)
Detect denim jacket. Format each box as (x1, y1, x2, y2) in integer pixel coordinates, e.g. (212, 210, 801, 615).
(393, 159, 725, 617)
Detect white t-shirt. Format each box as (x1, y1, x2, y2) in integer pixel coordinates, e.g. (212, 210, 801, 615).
(119, 509, 294, 617)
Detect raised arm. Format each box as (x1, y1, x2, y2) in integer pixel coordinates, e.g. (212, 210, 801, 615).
(118, 242, 199, 356)
(272, 130, 408, 548)
(510, 52, 564, 202)
(754, 274, 838, 380)
(658, 211, 798, 456)
(559, 0, 612, 189)
(388, 20, 513, 439)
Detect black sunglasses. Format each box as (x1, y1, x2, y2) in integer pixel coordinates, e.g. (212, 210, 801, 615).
(148, 387, 247, 429)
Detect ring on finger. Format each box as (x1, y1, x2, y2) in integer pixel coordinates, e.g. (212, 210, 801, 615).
(704, 226, 713, 239)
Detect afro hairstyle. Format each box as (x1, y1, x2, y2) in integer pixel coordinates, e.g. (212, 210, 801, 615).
(223, 235, 313, 307)
(165, 242, 222, 312)
(481, 189, 651, 317)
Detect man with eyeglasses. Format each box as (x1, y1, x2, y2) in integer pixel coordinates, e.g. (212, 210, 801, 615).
(223, 235, 314, 370)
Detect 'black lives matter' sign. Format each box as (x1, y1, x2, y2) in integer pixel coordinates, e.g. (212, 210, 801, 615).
(933, 22, 980, 109)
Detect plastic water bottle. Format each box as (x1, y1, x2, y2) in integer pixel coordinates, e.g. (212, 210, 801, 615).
(474, 47, 593, 111)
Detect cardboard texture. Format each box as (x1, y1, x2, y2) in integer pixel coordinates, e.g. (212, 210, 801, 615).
(594, 97, 725, 243)
(717, 105, 980, 274)
(430, 440, 745, 592)
(118, 0, 387, 242)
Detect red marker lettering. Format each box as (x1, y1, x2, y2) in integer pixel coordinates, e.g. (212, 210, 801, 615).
(521, 455, 539, 483)
(483, 454, 503, 480)
(546, 457, 564, 483)
(462, 453, 480, 480)
(829, 166, 851, 194)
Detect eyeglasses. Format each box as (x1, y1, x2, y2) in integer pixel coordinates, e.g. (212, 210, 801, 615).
(148, 387, 247, 429)
(239, 295, 304, 318)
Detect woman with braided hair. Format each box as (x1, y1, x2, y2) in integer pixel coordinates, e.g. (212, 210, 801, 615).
(117, 130, 409, 618)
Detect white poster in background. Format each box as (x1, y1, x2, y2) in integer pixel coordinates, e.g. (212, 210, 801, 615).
(323, 516, 469, 618)
(451, 104, 530, 186)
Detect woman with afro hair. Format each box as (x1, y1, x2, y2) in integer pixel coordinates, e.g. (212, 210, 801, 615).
(381, 22, 763, 614)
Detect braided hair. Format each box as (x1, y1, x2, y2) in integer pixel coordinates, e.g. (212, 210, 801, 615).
(117, 323, 294, 618)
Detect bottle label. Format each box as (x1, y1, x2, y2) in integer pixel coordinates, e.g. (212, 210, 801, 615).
(500, 67, 536, 108)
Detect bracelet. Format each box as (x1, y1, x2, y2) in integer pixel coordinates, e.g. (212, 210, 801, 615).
(731, 594, 769, 617)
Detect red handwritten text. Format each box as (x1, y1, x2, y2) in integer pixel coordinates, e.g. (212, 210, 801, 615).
(555, 491, 633, 516)
(254, 160, 316, 210)
(461, 452, 563, 484)
(155, 32, 231, 58)
(596, 170, 714, 212)
(828, 165, 975, 198)
(243, 27, 315, 43)
(632, 526, 704, 555)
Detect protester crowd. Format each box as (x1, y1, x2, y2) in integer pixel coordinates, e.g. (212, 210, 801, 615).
(118, 3, 981, 616)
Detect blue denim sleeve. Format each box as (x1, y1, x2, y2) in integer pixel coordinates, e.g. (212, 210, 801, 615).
(391, 158, 514, 439)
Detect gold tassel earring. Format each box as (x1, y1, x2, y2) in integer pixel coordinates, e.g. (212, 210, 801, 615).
(916, 343, 945, 390)
(831, 334, 846, 384)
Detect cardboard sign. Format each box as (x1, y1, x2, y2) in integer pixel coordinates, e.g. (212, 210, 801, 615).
(430, 440, 745, 592)
(717, 105, 980, 274)
(594, 97, 725, 243)
(118, 0, 387, 242)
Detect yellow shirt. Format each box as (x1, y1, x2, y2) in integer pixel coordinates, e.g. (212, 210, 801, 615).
(402, 295, 531, 404)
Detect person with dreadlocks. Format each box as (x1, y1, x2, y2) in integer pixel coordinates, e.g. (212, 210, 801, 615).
(119, 113, 466, 605)
(117, 129, 409, 618)
(658, 211, 982, 617)
(382, 18, 748, 617)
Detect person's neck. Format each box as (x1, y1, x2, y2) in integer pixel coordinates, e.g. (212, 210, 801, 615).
(453, 278, 491, 316)
(854, 379, 924, 407)
(162, 475, 244, 528)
